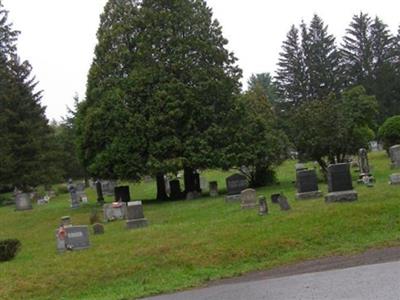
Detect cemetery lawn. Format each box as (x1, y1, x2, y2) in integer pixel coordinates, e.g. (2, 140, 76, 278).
(1, 151, 400, 300)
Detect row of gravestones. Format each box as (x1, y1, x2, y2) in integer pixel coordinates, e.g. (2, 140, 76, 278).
(56, 200, 149, 252)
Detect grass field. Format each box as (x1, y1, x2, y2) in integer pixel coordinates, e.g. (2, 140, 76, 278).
(1, 151, 400, 300)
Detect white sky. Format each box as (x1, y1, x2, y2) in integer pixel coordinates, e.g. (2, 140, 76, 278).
(3, 0, 400, 121)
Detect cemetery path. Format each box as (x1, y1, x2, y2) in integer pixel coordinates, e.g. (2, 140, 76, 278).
(142, 246, 400, 300)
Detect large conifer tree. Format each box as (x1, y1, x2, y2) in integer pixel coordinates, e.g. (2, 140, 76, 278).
(0, 1, 53, 191)
(78, 0, 241, 198)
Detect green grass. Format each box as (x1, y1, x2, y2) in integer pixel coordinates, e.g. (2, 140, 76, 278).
(1, 152, 400, 299)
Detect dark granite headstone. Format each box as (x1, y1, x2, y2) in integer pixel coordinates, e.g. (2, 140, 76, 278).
(114, 186, 131, 203)
(95, 180, 104, 204)
(226, 174, 248, 195)
(169, 179, 184, 200)
(271, 193, 280, 204)
(327, 163, 353, 193)
(297, 170, 319, 193)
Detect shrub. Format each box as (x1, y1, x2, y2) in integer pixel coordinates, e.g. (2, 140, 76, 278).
(378, 116, 400, 150)
(0, 239, 21, 262)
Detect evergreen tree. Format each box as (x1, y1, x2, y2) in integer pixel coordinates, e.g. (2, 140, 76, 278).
(78, 0, 242, 199)
(0, 1, 53, 191)
(275, 25, 307, 106)
(341, 13, 397, 123)
(302, 15, 342, 100)
(247, 73, 279, 105)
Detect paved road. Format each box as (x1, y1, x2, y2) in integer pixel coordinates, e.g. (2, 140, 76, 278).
(144, 260, 400, 300)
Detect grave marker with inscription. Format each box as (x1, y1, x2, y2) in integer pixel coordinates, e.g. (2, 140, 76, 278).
(325, 163, 358, 202)
(296, 169, 322, 200)
(225, 174, 248, 202)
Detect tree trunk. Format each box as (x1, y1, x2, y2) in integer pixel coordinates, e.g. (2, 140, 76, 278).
(156, 173, 169, 201)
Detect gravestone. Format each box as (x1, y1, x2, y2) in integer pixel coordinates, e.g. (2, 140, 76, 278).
(271, 193, 280, 204)
(209, 181, 219, 197)
(200, 177, 208, 191)
(114, 186, 131, 203)
(126, 201, 148, 229)
(325, 163, 358, 202)
(357, 148, 374, 185)
(258, 196, 268, 216)
(64, 226, 90, 250)
(61, 216, 71, 227)
(103, 202, 127, 222)
(68, 180, 80, 209)
(278, 194, 291, 211)
(95, 180, 104, 204)
(240, 189, 257, 209)
(358, 148, 371, 176)
(102, 180, 117, 196)
(389, 145, 400, 169)
(389, 174, 400, 185)
(295, 163, 307, 172)
(169, 179, 183, 200)
(296, 170, 322, 200)
(93, 223, 104, 235)
(225, 174, 248, 202)
(15, 193, 33, 211)
(165, 177, 171, 196)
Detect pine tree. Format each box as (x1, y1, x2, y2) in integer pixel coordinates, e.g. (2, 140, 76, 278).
(341, 13, 397, 123)
(302, 15, 342, 100)
(275, 25, 307, 106)
(0, 1, 53, 191)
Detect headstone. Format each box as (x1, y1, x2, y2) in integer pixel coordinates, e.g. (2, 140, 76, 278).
(200, 177, 208, 191)
(295, 163, 307, 172)
(209, 181, 219, 197)
(169, 179, 183, 200)
(15, 193, 33, 211)
(102, 180, 117, 196)
(103, 202, 127, 222)
(61, 216, 71, 227)
(126, 201, 148, 229)
(114, 186, 131, 203)
(325, 163, 358, 202)
(93, 223, 104, 235)
(258, 196, 268, 216)
(194, 173, 202, 192)
(278, 194, 291, 211)
(358, 148, 371, 176)
(95, 179, 104, 204)
(225, 174, 248, 202)
(68, 180, 80, 209)
(165, 176, 171, 195)
(64, 226, 90, 250)
(389, 173, 400, 185)
(240, 188, 257, 209)
(389, 145, 400, 169)
(296, 170, 322, 200)
(271, 193, 280, 204)
(357, 148, 375, 185)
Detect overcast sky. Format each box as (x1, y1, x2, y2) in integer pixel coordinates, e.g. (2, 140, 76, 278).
(3, 0, 400, 121)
